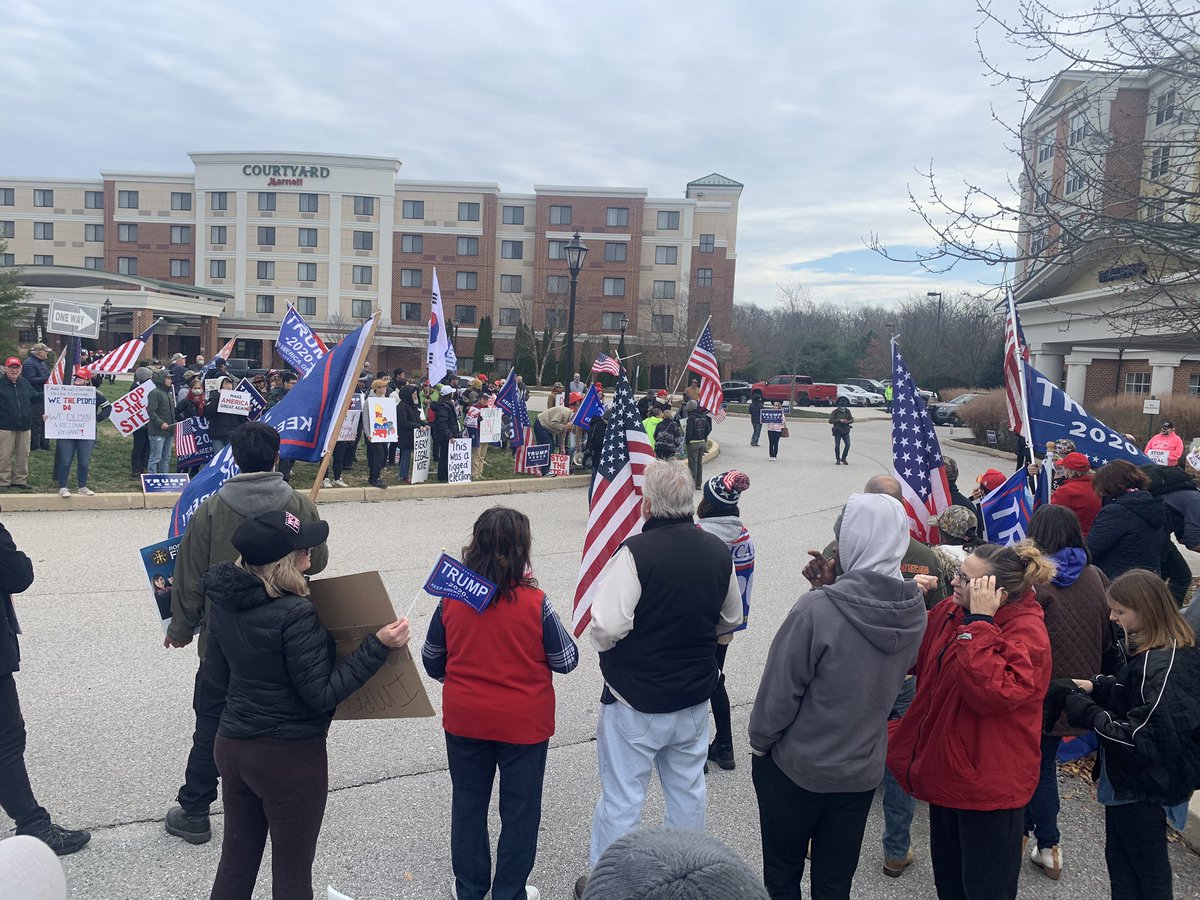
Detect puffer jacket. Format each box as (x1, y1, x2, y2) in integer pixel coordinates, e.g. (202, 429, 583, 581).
(430, 398, 461, 440)
(203, 561, 388, 740)
(1086, 490, 1166, 579)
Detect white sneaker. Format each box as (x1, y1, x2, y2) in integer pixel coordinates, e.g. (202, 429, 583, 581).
(1029, 842, 1063, 880)
(332, 478, 348, 488)
(322, 478, 332, 488)
(526, 888, 540, 900)
(77, 486, 94, 496)
(59, 487, 70, 498)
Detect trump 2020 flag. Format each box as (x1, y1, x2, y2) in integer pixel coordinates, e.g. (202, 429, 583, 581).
(423, 552, 498, 613)
(980, 468, 1034, 545)
(427, 268, 456, 386)
(169, 316, 376, 538)
(1023, 364, 1151, 467)
(276, 305, 328, 376)
(572, 383, 604, 428)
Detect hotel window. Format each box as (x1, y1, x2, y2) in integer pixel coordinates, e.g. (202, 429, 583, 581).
(258, 192, 276, 212)
(1065, 167, 1085, 195)
(1124, 371, 1151, 394)
(653, 280, 676, 300)
(353, 196, 375, 216)
(399, 302, 422, 321)
(699, 233, 715, 253)
(85, 191, 103, 209)
(171, 192, 192, 211)
(257, 260, 275, 280)
(401, 268, 423, 288)
(33, 222, 53, 240)
(652, 314, 675, 333)
(1145, 198, 1165, 223)
(548, 239, 566, 260)
(503, 205, 524, 225)
(1190, 373, 1200, 396)
(85, 223, 103, 242)
(657, 210, 680, 230)
(84, 257, 103, 270)
(0, 254, 13, 266)
(34, 255, 54, 266)
(118, 190, 138, 209)
(655, 246, 677, 265)
(455, 305, 477, 325)
(170, 225, 192, 244)
(499, 308, 521, 326)
(603, 277, 625, 297)
(296, 296, 317, 317)
(209, 259, 227, 278)
(547, 275, 568, 294)
(696, 268, 713, 287)
(0, 222, 13, 239)
(117, 256, 137, 275)
(257, 226, 276, 246)
(353, 230, 373, 251)
(501, 274, 522, 293)
(0, 189, 15, 206)
(298, 193, 319, 213)
(602, 311, 625, 330)
(458, 236, 479, 256)
(401, 234, 423, 253)
(119, 223, 138, 242)
(456, 271, 478, 290)
(1036, 131, 1054, 164)
(458, 202, 480, 221)
(170, 259, 191, 277)
(607, 207, 629, 227)
(604, 242, 627, 262)
(1030, 227, 1047, 256)
(549, 205, 572, 225)
(1156, 88, 1176, 126)
(298, 262, 317, 282)
(546, 308, 567, 330)
(351, 299, 372, 319)
(1036, 175, 1052, 206)
(402, 199, 424, 219)
(1068, 111, 1089, 146)
(256, 294, 275, 314)
(1151, 145, 1171, 179)
(352, 265, 372, 285)
(501, 240, 523, 259)
(210, 191, 228, 211)
(298, 227, 318, 248)
(211, 225, 227, 245)
(33, 189, 53, 207)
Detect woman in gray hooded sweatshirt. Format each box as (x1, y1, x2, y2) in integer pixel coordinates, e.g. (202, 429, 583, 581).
(749, 492, 928, 900)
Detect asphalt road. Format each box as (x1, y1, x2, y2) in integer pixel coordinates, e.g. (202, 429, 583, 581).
(6, 416, 1200, 899)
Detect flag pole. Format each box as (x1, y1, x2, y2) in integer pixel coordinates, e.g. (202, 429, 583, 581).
(669, 315, 712, 401)
(309, 314, 380, 502)
(1008, 286, 1036, 462)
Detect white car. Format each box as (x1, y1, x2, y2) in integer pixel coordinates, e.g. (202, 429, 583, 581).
(837, 384, 884, 406)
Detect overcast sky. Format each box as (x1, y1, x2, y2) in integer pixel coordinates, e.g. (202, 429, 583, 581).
(3, 0, 1044, 309)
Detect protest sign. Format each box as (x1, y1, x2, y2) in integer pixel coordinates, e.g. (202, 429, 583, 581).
(205, 377, 225, 395)
(1146, 448, 1170, 466)
(524, 444, 551, 470)
(234, 378, 268, 420)
(365, 397, 398, 443)
(141, 473, 190, 493)
(109, 379, 154, 436)
(217, 389, 253, 417)
(44, 384, 96, 439)
(1188, 448, 1200, 470)
(139, 536, 183, 634)
(422, 552, 499, 613)
(760, 408, 784, 425)
(307, 571, 434, 720)
(447, 437, 472, 483)
(479, 407, 503, 444)
(411, 428, 431, 484)
(175, 416, 212, 468)
(550, 453, 571, 477)
(337, 394, 363, 442)
(554, 392, 566, 407)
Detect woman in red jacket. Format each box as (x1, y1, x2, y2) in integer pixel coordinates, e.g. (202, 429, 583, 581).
(886, 541, 1054, 900)
(1050, 452, 1101, 537)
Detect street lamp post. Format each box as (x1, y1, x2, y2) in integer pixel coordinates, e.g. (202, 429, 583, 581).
(617, 313, 628, 357)
(562, 232, 588, 383)
(926, 292, 943, 394)
(102, 299, 113, 351)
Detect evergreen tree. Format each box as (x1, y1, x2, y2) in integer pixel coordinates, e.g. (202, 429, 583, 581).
(0, 247, 31, 360)
(474, 315, 494, 375)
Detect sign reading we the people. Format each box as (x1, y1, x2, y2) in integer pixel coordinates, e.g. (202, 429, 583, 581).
(44, 385, 96, 439)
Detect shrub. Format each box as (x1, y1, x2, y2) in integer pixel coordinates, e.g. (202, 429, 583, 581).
(1090, 394, 1200, 449)
(939, 386, 975, 402)
(956, 389, 1022, 453)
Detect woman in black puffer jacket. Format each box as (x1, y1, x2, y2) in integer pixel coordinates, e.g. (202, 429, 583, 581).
(1086, 460, 1166, 581)
(204, 510, 410, 900)
(205, 376, 242, 457)
(430, 385, 462, 482)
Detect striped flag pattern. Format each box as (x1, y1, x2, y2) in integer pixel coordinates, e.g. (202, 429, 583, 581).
(686, 322, 726, 423)
(1003, 287, 1030, 434)
(891, 340, 952, 543)
(47, 337, 81, 385)
(591, 353, 621, 376)
(175, 417, 201, 459)
(91, 321, 161, 375)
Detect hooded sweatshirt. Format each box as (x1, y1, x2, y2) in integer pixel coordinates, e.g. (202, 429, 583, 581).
(697, 515, 755, 633)
(749, 493, 927, 792)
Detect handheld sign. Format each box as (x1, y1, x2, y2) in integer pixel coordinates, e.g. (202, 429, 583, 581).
(365, 397, 398, 443)
(980, 468, 1034, 545)
(139, 536, 184, 634)
(524, 444, 551, 469)
(411, 428, 431, 484)
(1146, 448, 1170, 466)
(174, 417, 213, 468)
(337, 394, 363, 442)
(141, 473, 191, 493)
(760, 409, 784, 425)
(234, 378, 268, 420)
(204, 377, 225, 395)
(44, 384, 96, 439)
(447, 437, 472, 483)
(422, 552, 499, 613)
(550, 453, 571, 477)
(217, 389, 253, 417)
(109, 379, 154, 436)
(479, 407, 503, 444)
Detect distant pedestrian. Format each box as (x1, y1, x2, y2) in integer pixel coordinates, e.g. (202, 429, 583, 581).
(749, 395, 763, 447)
(0, 357, 37, 490)
(52, 367, 111, 497)
(829, 398, 853, 465)
(765, 401, 785, 461)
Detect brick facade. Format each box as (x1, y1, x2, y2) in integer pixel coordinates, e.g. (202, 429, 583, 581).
(1084, 357, 1150, 405)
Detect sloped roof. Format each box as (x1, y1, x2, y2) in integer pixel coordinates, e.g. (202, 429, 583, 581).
(10, 265, 231, 302)
(687, 173, 743, 188)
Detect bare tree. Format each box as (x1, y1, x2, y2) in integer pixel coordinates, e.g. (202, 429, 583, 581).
(642, 281, 696, 391)
(512, 292, 565, 385)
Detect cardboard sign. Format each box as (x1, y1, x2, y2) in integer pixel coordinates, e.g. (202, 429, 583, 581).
(447, 437, 472, 483)
(411, 428, 431, 484)
(986, 429, 998, 445)
(141, 472, 191, 493)
(337, 394, 363, 442)
(365, 396, 398, 443)
(216, 389, 253, 416)
(479, 407, 503, 444)
(204, 377, 225, 395)
(554, 392, 566, 407)
(550, 453, 571, 477)
(760, 408, 784, 425)
(306, 571, 435, 721)
(524, 444, 551, 469)
(1146, 448, 1170, 466)
(109, 379, 154, 436)
(139, 536, 183, 635)
(44, 384, 96, 439)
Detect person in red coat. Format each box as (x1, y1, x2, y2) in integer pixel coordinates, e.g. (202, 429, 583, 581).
(1050, 452, 1102, 537)
(886, 541, 1054, 900)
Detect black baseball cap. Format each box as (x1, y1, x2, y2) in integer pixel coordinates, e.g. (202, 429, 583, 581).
(233, 510, 329, 565)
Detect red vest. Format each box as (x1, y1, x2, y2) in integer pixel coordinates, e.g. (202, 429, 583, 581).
(441, 584, 555, 744)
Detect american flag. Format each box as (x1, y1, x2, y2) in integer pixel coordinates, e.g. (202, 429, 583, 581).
(890, 340, 951, 543)
(493, 369, 537, 472)
(175, 417, 201, 459)
(572, 373, 654, 636)
(203, 335, 238, 373)
(591, 352, 621, 376)
(685, 322, 726, 423)
(90, 321, 161, 375)
(1003, 287, 1030, 434)
(47, 337, 81, 385)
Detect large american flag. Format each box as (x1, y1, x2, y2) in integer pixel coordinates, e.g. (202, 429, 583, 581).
(90, 321, 161, 375)
(890, 340, 951, 543)
(572, 373, 654, 636)
(46, 337, 80, 385)
(591, 352, 621, 376)
(1003, 287, 1030, 434)
(686, 322, 725, 423)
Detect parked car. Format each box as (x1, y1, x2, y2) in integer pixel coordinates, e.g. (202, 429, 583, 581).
(845, 377, 888, 396)
(721, 380, 753, 403)
(750, 375, 838, 406)
(928, 392, 983, 426)
(837, 384, 885, 406)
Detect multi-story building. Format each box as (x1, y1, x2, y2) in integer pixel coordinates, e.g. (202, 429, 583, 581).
(1, 152, 742, 384)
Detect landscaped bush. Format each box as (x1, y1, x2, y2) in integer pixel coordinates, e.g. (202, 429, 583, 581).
(1090, 394, 1200, 448)
(955, 389, 1022, 453)
(939, 386, 974, 402)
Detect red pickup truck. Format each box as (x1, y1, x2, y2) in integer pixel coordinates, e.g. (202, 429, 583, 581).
(750, 375, 838, 406)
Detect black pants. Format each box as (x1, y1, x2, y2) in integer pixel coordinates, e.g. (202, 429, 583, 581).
(176, 660, 225, 815)
(768, 431, 781, 458)
(436, 434, 452, 481)
(710, 642, 732, 748)
(330, 440, 354, 480)
(834, 433, 849, 461)
(1105, 801, 1173, 900)
(928, 804, 1023, 900)
(445, 732, 548, 900)
(0, 674, 49, 831)
(366, 440, 386, 484)
(211, 734, 328, 900)
(752, 752, 874, 900)
(1160, 538, 1191, 607)
(29, 409, 47, 451)
(131, 427, 150, 476)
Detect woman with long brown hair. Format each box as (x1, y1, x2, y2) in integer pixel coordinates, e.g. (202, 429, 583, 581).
(1087, 460, 1166, 580)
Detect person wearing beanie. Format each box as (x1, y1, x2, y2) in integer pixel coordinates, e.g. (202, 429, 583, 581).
(1145, 420, 1184, 466)
(582, 827, 768, 900)
(684, 405, 713, 489)
(751, 492, 926, 899)
(697, 471, 755, 771)
(52, 366, 111, 498)
(130, 365, 154, 477)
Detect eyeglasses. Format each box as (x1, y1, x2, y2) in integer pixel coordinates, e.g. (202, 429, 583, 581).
(952, 571, 973, 585)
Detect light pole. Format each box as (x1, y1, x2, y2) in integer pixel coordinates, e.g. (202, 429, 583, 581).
(563, 231, 588, 382)
(926, 292, 943, 394)
(618, 312, 628, 357)
(102, 299, 113, 350)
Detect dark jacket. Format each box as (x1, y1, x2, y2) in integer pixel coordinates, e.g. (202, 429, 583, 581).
(1143, 463, 1200, 550)
(203, 562, 388, 740)
(175, 394, 207, 422)
(655, 417, 683, 456)
(21, 356, 50, 397)
(395, 385, 422, 445)
(685, 410, 712, 444)
(1086, 490, 1166, 579)
(0, 376, 39, 432)
(205, 389, 242, 442)
(749, 397, 763, 425)
(146, 369, 176, 434)
(430, 398, 461, 441)
(829, 406, 854, 434)
(0, 523, 34, 674)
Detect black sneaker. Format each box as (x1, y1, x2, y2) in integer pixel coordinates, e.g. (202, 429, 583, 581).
(165, 805, 211, 844)
(574, 875, 589, 899)
(707, 741, 736, 770)
(18, 820, 91, 856)
(10, 484, 32, 491)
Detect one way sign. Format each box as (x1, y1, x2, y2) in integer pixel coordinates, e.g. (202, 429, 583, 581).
(48, 299, 101, 339)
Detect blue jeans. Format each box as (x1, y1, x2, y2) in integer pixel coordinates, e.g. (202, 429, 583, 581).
(54, 439, 96, 488)
(397, 443, 412, 480)
(1023, 735, 1063, 847)
(751, 421, 762, 445)
(882, 677, 917, 859)
(147, 434, 172, 474)
(589, 699, 708, 868)
(834, 432, 850, 461)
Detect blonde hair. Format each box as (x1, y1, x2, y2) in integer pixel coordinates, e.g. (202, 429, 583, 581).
(971, 540, 1056, 598)
(1109, 569, 1195, 654)
(236, 551, 310, 598)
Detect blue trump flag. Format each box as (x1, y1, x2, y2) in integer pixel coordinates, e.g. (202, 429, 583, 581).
(980, 468, 1034, 545)
(1023, 364, 1150, 467)
(275, 305, 328, 376)
(572, 383, 604, 427)
(168, 316, 376, 538)
(423, 552, 498, 613)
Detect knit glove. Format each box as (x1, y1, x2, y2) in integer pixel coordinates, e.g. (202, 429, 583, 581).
(1042, 678, 1077, 732)
(1063, 689, 1103, 731)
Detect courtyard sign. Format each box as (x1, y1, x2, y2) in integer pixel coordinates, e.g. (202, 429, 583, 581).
(243, 164, 330, 178)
